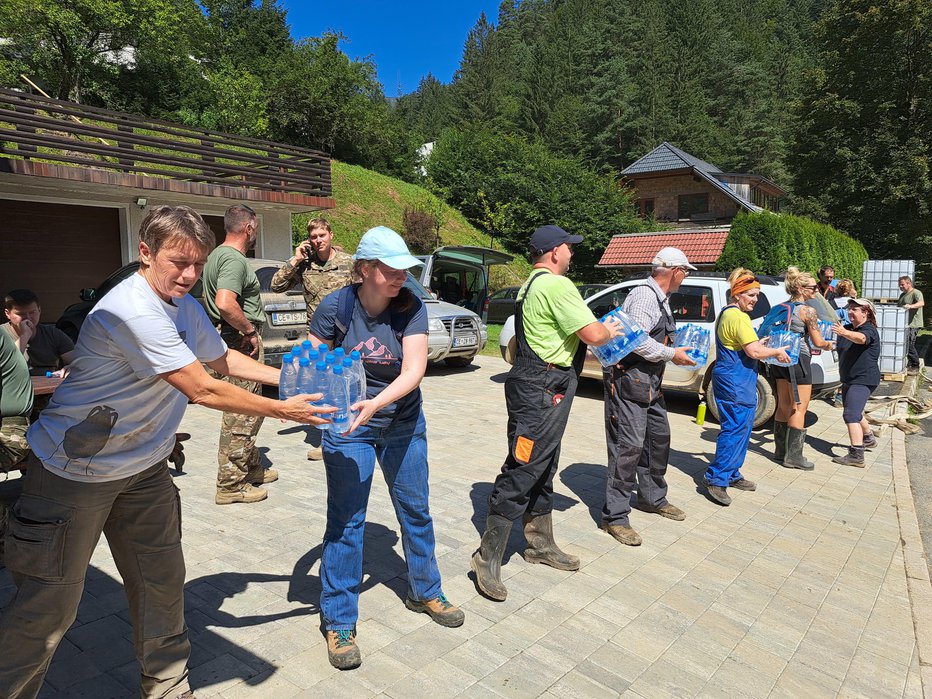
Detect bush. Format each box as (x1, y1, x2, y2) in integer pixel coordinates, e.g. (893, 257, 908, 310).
(716, 212, 867, 286)
(401, 205, 438, 254)
(426, 127, 648, 281)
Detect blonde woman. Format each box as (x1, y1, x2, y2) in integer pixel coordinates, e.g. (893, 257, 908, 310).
(772, 267, 833, 469)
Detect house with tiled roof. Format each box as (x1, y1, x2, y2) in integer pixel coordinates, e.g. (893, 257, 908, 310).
(597, 143, 786, 271)
(622, 142, 785, 225)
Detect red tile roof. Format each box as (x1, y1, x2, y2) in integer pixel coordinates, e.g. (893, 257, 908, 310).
(598, 229, 730, 267)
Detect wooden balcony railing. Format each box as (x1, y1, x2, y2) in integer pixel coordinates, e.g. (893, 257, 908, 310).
(0, 87, 331, 198)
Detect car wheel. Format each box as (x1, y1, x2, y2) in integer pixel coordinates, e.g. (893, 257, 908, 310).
(445, 355, 474, 368)
(705, 373, 776, 429)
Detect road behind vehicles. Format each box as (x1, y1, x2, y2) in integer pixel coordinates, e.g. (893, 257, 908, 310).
(498, 272, 841, 427)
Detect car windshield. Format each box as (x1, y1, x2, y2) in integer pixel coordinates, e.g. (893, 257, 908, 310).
(404, 273, 435, 300)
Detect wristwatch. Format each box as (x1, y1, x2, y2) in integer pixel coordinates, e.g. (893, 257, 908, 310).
(243, 327, 257, 337)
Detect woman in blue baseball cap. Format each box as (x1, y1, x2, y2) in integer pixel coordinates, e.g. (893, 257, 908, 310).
(306, 226, 463, 670)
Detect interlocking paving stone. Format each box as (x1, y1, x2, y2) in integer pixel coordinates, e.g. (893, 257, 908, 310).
(1, 356, 925, 696)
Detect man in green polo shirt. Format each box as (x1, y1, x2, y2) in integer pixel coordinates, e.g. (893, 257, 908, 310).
(203, 204, 275, 504)
(471, 225, 621, 602)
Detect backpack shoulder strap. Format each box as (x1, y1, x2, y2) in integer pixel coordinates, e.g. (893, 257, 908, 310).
(333, 284, 359, 349)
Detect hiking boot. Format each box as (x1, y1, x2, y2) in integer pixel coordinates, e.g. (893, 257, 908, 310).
(863, 432, 878, 450)
(783, 427, 815, 471)
(307, 446, 323, 461)
(602, 523, 642, 546)
(707, 485, 732, 506)
(730, 478, 757, 492)
(246, 466, 279, 485)
(522, 512, 580, 570)
(215, 483, 268, 505)
(641, 503, 686, 521)
(471, 515, 511, 601)
(405, 594, 465, 627)
(326, 629, 361, 670)
(773, 421, 788, 463)
(832, 446, 865, 468)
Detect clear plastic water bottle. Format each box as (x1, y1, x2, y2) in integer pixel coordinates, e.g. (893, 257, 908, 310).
(334, 347, 345, 361)
(300, 340, 313, 359)
(318, 343, 329, 354)
(313, 360, 331, 431)
(325, 352, 337, 366)
(279, 353, 298, 400)
(347, 352, 367, 405)
(675, 324, 710, 369)
(307, 349, 320, 364)
(762, 331, 801, 366)
(296, 357, 314, 394)
(328, 364, 350, 433)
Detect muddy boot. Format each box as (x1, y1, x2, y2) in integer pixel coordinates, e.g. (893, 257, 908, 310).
(862, 432, 878, 450)
(470, 515, 511, 601)
(523, 513, 580, 571)
(773, 421, 788, 463)
(832, 445, 865, 468)
(783, 426, 815, 471)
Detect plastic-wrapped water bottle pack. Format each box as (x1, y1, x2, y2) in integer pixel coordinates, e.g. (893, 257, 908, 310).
(673, 323, 711, 369)
(760, 331, 801, 366)
(589, 308, 647, 368)
(279, 347, 367, 431)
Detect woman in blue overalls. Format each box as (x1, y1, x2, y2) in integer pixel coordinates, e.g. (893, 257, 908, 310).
(704, 270, 791, 506)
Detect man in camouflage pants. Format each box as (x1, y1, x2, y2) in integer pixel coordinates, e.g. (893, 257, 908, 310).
(203, 205, 274, 504)
(1, 328, 32, 473)
(271, 216, 354, 461)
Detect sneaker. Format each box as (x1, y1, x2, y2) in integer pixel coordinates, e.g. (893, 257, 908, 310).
(215, 483, 268, 505)
(307, 446, 323, 461)
(642, 503, 685, 521)
(326, 629, 361, 670)
(246, 467, 279, 485)
(729, 478, 757, 492)
(707, 485, 732, 506)
(405, 594, 465, 627)
(601, 523, 642, 546)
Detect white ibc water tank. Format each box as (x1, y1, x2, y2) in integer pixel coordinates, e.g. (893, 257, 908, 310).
(862, 259, 915, 300)
(874, 304, 908, 374)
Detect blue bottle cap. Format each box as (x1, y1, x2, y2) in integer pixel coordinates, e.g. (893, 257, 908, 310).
(283, 353, 293, 363)
(325, 353, 336, 364)
(315, 361, 327, 371)
(301, 340, 312, 349)
(350, 350, 361, 361)
(299, 357, 310, 366)
(332, 365, 344, 375)
(46, 371, 54, 377)
(334, 347, 345, 357)
(318, 344, 329, 353)
(342, 358, 353, 368)
(291, 344, 302, 355)
(308, 350, 320, 362)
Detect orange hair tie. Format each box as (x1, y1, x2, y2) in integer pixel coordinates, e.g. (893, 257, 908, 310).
(731, 275, 760, 296)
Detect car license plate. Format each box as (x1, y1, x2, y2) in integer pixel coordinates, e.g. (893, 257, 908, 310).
(271, 311, 307, 326)
(453, 335, 477, 348)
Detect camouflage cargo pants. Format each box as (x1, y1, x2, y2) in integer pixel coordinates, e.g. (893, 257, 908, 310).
(0, 416, 29, 473)
(208, 331, 265, 491)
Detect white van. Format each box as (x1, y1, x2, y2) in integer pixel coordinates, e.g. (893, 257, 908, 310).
(499, 273, 841, 427)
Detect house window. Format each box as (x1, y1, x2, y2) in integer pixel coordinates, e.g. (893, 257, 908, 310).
(678, 193, 709, 220)
(638, 198, 655, 218)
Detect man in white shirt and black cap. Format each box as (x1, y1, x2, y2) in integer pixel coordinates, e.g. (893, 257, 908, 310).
(601, 247, 697, 547)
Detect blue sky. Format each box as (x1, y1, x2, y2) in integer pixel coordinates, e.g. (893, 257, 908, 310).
(281, 1, 502, 96)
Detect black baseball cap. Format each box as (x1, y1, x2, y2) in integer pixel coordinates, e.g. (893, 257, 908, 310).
(529, 225, 583, 256)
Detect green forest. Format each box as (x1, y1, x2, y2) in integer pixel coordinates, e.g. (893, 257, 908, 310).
(1, 0, 929, 284)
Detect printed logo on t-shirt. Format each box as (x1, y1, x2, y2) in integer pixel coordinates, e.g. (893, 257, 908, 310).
(351, 337, 397, 365)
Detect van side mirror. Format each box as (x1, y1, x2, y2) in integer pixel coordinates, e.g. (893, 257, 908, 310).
(80, 288, 97, 302)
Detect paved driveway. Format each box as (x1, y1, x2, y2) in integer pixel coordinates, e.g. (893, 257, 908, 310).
(4, 355, 922, 698)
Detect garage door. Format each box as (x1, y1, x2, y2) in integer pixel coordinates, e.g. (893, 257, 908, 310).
(0, 199, 122, 320)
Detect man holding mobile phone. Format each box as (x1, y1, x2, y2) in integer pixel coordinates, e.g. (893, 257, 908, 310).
(271, 217, 354, 460)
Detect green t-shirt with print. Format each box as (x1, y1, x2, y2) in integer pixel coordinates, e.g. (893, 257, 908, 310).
(203, 245, 265, 325)
(518, 270, 597, 366)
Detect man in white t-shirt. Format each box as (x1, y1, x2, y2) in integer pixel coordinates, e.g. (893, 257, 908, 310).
(0, 206, 331, 699)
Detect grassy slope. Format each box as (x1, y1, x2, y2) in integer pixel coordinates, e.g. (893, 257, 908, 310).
(292, 161, 531, 289)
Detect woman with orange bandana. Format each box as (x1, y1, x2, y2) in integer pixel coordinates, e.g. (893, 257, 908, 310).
(704, 270, 791, 506)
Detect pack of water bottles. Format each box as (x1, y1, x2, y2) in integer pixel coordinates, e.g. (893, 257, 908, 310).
(760, 331, 801, 366)
(812, 319, 836, 346)
(278, 343, 367, 432)
(589, 308, 647, 368)
(673, 323, 711, 369)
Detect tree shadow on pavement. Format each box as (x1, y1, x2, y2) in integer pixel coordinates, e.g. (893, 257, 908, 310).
(468, 482, 577, 563)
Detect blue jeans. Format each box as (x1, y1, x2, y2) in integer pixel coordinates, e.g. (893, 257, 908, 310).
(320, 411, 442, 630)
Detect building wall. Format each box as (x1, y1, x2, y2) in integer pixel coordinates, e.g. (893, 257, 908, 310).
(632, 174, 740, 222)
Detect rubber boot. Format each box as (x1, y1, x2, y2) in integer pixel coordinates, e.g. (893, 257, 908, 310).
(471, 515, 511, 601)
(783, 426, 815, 471)
(522, 512, 580, 571)
(773, 421, 788, 463)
